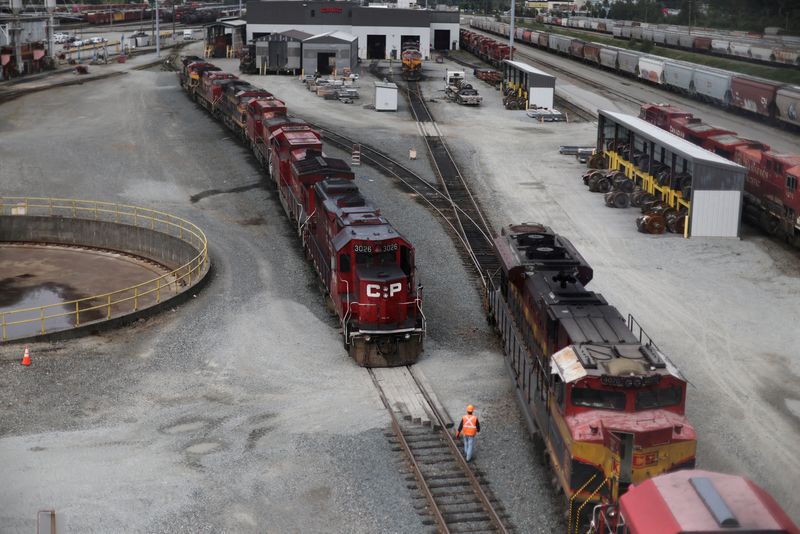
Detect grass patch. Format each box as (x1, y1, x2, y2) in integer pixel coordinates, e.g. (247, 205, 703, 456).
(516, 21, 800, 85)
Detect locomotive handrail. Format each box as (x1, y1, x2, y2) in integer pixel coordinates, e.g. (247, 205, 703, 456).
(0, 196, 208, 342)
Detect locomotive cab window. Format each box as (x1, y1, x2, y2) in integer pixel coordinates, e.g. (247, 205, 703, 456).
(339, 253, 351, 273)
(786, 175, 797, 191)
(400, 246, 412, 276)
(635, 385, 682, 411)
(571, 386, 626, 411)
(356, 249, 396, 267)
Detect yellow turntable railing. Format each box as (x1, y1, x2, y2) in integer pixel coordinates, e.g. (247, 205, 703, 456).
(0, 197, 209, 341)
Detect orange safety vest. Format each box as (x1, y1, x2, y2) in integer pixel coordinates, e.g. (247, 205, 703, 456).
(461, 414, 478, 437)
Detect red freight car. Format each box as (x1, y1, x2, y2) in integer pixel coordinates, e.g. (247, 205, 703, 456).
(538, 32, 549, 48)
(583, 43, 601, 64)
(590, 470, 800, 534)
(569, 39, 586, 59)
(730, 76, 780, 117)
(693, 36, 712, 50)
(639, 103, 693, 130)
(522, 30, 532, 43)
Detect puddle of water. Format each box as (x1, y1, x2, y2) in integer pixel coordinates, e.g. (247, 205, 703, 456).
(0, 287, 76, 338)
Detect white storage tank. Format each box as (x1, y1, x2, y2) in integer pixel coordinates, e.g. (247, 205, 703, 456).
(375, 81, 398, 111)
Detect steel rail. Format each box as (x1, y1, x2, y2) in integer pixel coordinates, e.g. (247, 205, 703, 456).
(314, 126, 492, 286)
(408, 366, 510, 534)
(368, 369, 451, 534)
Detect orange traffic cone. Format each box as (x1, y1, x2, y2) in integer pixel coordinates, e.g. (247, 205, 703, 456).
(21, 345, 31, 366)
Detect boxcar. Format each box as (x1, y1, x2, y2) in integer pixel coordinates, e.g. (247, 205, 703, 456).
(599, 47, 618, 69)
(663, 60, 694, 93)
(776, 85, 800, 128)
(638, 56, 664, 84)
(583, 43, 601, 64)
(617, 50, 640, 75)
(693, 68, 732, 105)
(730, 76, 779, 117)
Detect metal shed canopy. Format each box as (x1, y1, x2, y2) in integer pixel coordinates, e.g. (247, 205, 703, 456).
(503, 59, 555, 82)
(599, 110, 744, 173)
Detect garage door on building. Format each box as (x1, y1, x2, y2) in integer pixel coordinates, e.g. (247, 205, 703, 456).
(367, 35, 386, 59)
(433, 29, 450, 50)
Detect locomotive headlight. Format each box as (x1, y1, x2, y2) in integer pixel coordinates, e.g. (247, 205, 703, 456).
(365, 335, 372, 342)
(404, 333, 411, 340)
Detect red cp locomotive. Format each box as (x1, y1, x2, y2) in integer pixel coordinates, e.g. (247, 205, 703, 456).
(179, 57, 425, 366)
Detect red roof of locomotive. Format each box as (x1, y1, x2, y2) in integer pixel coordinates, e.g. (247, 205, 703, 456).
(619, 470, 799, 534)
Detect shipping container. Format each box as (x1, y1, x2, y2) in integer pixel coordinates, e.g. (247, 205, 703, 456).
(599, 47, 618, 69)
(617, 50, 640, 75)
(693, 68, 732, 105)
(663, 60, 694, 93)
(775, 85, 800, 128)
(730, 76, 779, 117)
(583, 43, 601, 64)
(638, 56, 665, 84)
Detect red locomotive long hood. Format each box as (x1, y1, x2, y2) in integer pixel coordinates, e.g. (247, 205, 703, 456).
(568, 409, 696, 445)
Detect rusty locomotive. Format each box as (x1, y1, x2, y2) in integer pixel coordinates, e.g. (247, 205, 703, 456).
(179, 57, 425, 367)
(487, 223, 697, 523)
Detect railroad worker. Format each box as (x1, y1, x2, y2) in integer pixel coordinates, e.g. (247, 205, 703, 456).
(454, 405, 480, 462)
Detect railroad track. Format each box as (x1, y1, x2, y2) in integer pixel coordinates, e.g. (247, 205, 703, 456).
(317, 126, 498, 287)
(370, 367, 511, 534)
(465, 27, 646, 109)
(403, 81, 500, 287)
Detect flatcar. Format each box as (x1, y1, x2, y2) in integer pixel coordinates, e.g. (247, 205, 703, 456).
(178, 57, 425, 366)
(590, 469, 800, 534)
(488, 223, 696, 515)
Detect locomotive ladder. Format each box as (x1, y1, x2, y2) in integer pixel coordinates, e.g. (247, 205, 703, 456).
(370, 367, 511, 534)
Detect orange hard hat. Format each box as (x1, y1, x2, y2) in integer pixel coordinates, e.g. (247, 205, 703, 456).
(467, 404, 474, 413)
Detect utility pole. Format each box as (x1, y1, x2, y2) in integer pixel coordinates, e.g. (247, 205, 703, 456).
(155, 0, 160, 58)
(172, 1, 176, 40)
(509, 0, 515, 60)
(46, 0, 56, 60)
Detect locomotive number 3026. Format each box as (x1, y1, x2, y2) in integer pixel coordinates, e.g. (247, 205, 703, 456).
(355, 243, 398, 253)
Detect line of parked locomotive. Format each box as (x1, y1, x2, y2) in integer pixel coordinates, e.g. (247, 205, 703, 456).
(640, 103, 800, 247)
(466, 18, 800, 128)
(178, 56, 425, 367)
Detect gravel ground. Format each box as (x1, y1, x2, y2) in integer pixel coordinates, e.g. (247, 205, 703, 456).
(0, 48, 564, 533)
